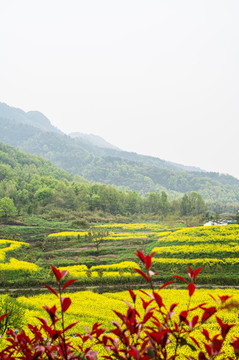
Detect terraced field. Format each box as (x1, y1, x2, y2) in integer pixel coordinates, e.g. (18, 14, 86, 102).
(1, 223, 239, 358)
(0, 223, 239, 289)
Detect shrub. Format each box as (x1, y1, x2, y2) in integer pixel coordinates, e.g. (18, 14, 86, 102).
(0, 295, 25, 336)
(0, 251, 239, 359)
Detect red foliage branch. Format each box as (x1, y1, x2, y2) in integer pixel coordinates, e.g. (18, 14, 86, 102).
(0, 250, 239, 359)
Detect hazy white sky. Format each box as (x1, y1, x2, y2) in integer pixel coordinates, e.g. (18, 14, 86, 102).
(1, 1, 239, 178)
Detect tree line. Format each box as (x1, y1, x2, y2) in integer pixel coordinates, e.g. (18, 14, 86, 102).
(0, 141, 208, 221)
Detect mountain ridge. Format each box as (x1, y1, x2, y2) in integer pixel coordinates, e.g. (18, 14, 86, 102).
(0, 102, 239, 207)
(69, 132, 121, 150)
(0, 102, 62, 134)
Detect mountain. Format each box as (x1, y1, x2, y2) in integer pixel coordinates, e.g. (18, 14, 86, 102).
(69, 132, 202, 173)
(72, 138, 204, 173)
(0, 102, 239, 208)
(0, 102, 61, 133)
(69, 132, 121, 150)
(0, 142, 151, 219)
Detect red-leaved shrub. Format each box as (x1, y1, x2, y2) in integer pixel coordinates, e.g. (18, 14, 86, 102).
(0, 250, 239, 359)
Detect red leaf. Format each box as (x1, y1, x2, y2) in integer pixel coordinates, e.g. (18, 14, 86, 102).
(190, 336, 200, 348)
(201, 306, 217, 323)
(208, 294, 218, 304)
(149, 330, 169, 346)
(61, 297, 71, 312)
(192, 315, 199, 328)
(64, 321, 79, 333)
(153, 291, 164, 308)
(44, 284, 58, 297)
(43, 305, 59, 324)
(159, 280, 175, 290)
(193, 266, 203, 279)
(218, 295, 232, 303)
(198, 352, 207, 360)
(232, 337, 239, 356)
(36, 317, 48, 327)
(51, 266, 68, 282)
(174, 275, 188, 284)
(188, 266, 194, 279)
(170, 303, 178, 312)
(216, 316, 235, 339)
(111, 327, 123, 338)
(144, 255, 152, 269)
(143, 311, 154, 324)
(141, 298, 154, 310)
(188, 282, 196, 297)
(113, 310, 126, 324)
(179, 310, 188, 323)
(127, 346, 139, 359)
(51, 266, 62, 282)
(134, 268, 149, 282)
(60, 270, 68, 279)
(92, 326, 105, 338)
(62, 279, 77, 290)
(0, 313, 8, 323)
(188, 266, 203, 280)
(128, 289, 136, 304)
(202, 328, 210, 341)
(136, 250, 145, 263)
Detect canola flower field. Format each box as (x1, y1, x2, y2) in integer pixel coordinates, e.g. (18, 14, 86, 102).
(152, 225, 239, 271)
(1, 223, 239, 357)
(1, 223, 239, 285)
(45, 224, 239, 285)
(1, 287, 239, 358)
(0, 239, 39, 275)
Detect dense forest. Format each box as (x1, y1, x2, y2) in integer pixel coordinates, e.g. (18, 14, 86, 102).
(0, 142, 210, 223)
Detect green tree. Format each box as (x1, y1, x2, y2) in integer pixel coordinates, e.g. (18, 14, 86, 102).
(180, 194, 191, 216)
(188, 192, 207, 216)
(35, 187, 54, 206)
(125, 191, 141, 214)
(88, 231, 108, 256)
(235, 210, 239, 224)
(160, 191, 170, 216)
(0, 197, 17, 219)
(145, 193, 160, 214)
(180, 192, 207, 217)
(0, 295, 25, 335)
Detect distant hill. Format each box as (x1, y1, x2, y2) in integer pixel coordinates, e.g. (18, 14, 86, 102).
(0, 102, 239, 209)
(0, 142, 159, 219)
(0, 102, 61, 133)
(72, 138, 204, 173)
(69, 132, 121, 150)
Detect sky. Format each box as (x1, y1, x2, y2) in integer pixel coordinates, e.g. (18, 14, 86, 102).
(1, 1, 239, 179)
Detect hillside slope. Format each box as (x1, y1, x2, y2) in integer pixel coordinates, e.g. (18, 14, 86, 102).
(0, 102, 61, 133)
(0, 103, 239, 205)
(1, 142, 197, 220)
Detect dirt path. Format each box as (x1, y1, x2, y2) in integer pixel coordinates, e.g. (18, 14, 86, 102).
(3, 283, 239, 296)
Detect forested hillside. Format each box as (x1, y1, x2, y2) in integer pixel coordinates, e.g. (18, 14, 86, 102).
(1, 102, 239, 210)
(0, 142, 210, 222)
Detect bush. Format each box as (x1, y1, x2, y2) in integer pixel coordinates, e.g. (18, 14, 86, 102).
(1, 251, 239, 359)
(71, 219, 90, 229)
(0, 295, 25, 336)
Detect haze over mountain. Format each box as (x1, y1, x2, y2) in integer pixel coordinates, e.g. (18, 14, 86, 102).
(0, 102, 61, 134)
(69, 132, 121, 150)
(0, 102, 239, 209)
